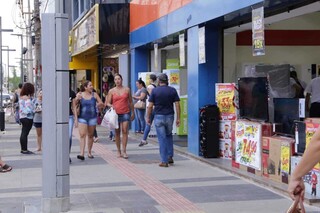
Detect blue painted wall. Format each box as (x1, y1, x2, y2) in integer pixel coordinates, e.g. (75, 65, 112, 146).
(187, 25, 221, 155)
(130, 0, 263, 49)
(130, 47, 149, 132)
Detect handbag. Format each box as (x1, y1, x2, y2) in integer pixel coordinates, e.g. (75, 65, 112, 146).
(134, 100, 146, 109)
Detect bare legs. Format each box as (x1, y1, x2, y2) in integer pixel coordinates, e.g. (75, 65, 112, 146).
(35, 127, 42, 151)
(78, 123, 96, 159)
(115, 121, 129, 158)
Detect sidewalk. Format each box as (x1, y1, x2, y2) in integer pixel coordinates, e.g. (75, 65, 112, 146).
(0, 123, 319, 213)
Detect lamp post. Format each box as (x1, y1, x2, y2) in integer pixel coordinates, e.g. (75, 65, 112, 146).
(1, 46, 16, 92)
(11, 33, 25, 84)
(0, 17, 13, 131)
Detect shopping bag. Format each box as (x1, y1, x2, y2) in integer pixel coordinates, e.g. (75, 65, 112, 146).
(286, 197, 305, 213)
(102, 107, 119, 129)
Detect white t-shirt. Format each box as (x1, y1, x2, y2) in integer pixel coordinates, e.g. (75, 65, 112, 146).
(305, 77, 320, 103)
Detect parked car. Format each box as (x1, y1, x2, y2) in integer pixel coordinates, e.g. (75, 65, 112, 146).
(1, 94, 11, 108)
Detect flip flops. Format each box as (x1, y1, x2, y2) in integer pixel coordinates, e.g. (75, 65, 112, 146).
(0, 164, 12, 173)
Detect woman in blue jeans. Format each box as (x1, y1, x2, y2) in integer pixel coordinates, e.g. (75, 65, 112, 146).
(139, 73, 157, 146)
(132, 78, 147, 134)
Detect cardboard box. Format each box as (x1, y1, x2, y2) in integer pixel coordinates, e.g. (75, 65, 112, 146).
(231, 121, 239, 168)
(261, 123, 273, 137)
(219, 139, 232, 159)
(291, 156, 320, 197)
(305, 118, 320, 124)
(262, 136, 295, 183)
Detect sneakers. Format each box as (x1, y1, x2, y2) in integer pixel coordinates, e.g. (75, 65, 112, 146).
(159, 162, 168, 167)
(168, 157, 174, 164)
(138, 140, 148, 147)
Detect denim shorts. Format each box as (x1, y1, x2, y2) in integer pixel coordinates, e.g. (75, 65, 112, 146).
(78, 117, 97, 126)
(118, 113, 131, 123)
(33, 122, 42, 128)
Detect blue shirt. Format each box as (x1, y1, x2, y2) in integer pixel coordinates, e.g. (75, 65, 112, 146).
(148, 85, 180, 115)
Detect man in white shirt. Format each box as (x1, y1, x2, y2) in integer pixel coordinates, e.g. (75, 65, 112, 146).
(305, 76, 320, 117)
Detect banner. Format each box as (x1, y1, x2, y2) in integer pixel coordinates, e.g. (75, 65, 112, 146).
(179, 34, 185, 67)
(235, 121, 262, 170)
(198, 26, 206, 64)
(252, 6, 265, 56)
(306, 122, 320, 170)
(215, 83, 237, 120)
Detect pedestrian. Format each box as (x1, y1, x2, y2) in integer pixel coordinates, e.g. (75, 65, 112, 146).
(139, 73, 157, 147)
(69, 87, 76, 163)
(288, 126, 320, 202)
(105, 73, 135, 159)
(19, 83, 35, 154)
(13, 83, 23, 124)
(305, 76, 320, 117)
(146, 73, 180, 167)
(132, 78, 147, 134)
(74, 81, 104, 160)
(0, 157, 12, 173)
(33, 90, 42, 152)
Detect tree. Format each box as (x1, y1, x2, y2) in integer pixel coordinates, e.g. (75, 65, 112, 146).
(8, 68, 21, 92)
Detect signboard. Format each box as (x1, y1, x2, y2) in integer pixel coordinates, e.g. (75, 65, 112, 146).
(71, 5, 99, 56)
(179, 34, 185, 67)
(306, 122, 320, 170)
(198, 26, 206, 64)
(215, 83, 237, 120)
(252, 7, 265, 56)
(235, 121, 262, 170)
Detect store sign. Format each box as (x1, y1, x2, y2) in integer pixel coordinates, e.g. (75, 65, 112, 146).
(235, 121, 262, 170)
(71, 5, 99, 56)
(179, 33, 185, 67)
(215, 83, 237, 120)
(252, 6, 265, 56)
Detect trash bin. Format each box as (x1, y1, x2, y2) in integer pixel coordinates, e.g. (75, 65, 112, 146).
(199, 105, 219, 158)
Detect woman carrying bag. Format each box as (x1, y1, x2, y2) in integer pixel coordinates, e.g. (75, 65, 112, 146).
(132, 78, 147, 134)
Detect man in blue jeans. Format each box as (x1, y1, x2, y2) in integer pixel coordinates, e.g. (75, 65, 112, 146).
(146, 73, 180, 167)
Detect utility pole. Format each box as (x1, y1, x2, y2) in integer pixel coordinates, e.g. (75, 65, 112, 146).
(33, 0, 41, 90)
(26, 0, 33, 84)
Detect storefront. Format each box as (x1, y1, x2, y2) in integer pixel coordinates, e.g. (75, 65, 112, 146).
(69, 3, 129, 98)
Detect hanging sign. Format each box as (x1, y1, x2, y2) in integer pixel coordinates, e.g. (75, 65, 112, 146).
(179, 33, 185, 67)
(252, 6, 265, 56)
(154, 43, 158, 69)
(198, 26, 206, 64)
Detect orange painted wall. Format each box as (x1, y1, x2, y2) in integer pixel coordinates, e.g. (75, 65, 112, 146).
(130, 0, 192, 32)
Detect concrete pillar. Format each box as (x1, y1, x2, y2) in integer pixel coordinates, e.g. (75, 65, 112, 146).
(187, 24, 222, 156)
(41, 13, 70, 213)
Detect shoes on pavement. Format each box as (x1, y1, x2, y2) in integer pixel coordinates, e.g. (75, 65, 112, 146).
(69, 158, 72, 163)
(168, 157, 174, 164)
(159, 162, 168, 167)
(21, 150, 34, 154)
(77, 155, 85, 160)
(93, 137, 99, 143)
(88, 154, 94, 159)
(138, 140, 148, 147)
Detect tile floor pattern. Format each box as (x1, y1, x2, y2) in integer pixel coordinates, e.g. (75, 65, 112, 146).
(0, 123, 320, 212)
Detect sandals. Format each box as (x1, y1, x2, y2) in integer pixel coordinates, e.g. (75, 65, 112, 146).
(122, 153, 128, 159)
(77, 155, 85, 160)
(0, 164, 12, 173)
(88, 154, 94, 159)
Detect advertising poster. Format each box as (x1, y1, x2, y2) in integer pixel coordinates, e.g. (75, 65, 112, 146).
(281, 143, 290, 174)
(198, 26, 206, 64)
(219, 139, 232, 159)
(215, 83, 237, 120)
(306, 122, 320, 170)
(252, 6, 265, 56)
(179, 34, 185, 67)
(235, 121, 262, 170)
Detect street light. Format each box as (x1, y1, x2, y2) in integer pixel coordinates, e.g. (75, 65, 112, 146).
(11, 33, 27, 84)
(0, 16, 13, 131)
(1, 46, 16, 92)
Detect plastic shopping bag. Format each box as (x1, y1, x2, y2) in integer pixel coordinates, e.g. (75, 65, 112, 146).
(101, 108, 119, 129)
